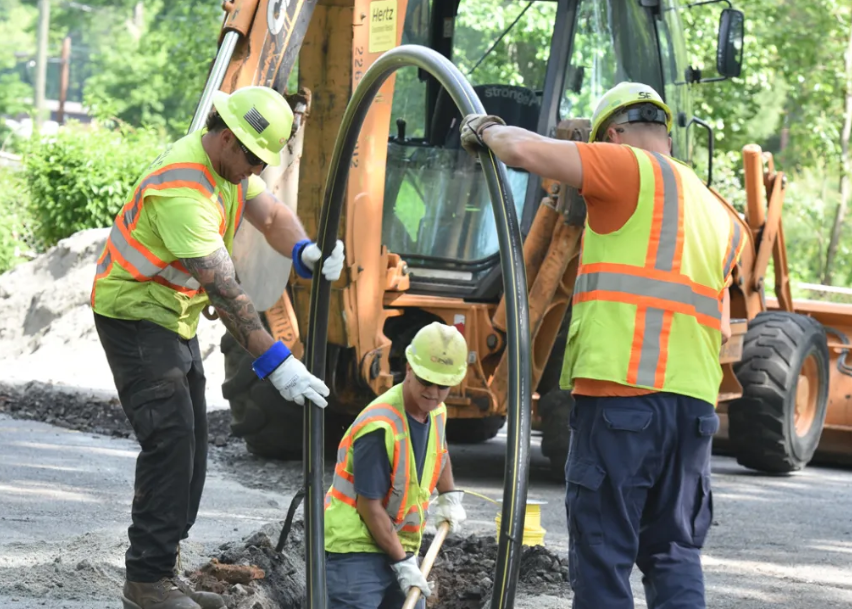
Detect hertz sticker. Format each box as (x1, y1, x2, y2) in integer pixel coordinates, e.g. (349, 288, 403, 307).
(368, 0, 397, 54)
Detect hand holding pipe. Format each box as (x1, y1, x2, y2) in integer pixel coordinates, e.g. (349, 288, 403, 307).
(401, 521, 451, 609)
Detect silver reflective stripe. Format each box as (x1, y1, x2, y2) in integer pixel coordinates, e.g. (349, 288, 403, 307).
(110, 224, 200, 288)
(331, 472, 356, 501)
(385, 433, 410, 521)
(109, 224, 161, 276)
(635, 308, 666, 387)
(397, 507, 422, 532)
(723, 221, 742, 278)
(96, 248, 112, 275)
(574, 272, 721, 320)
(123, 166, 218, 227)
(649, 152, 680, 272)
(159, 265, 200, 290)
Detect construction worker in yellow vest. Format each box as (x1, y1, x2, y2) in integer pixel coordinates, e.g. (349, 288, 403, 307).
(460, 82, 746, 609)
(90, 86, 345, 609)
(323, 322, 469, 609)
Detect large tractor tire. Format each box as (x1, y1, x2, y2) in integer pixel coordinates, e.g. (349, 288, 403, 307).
(539, 389, 574, 481)
(728, 311, 830, 473)
(221, 332, 351, 459)
(446, 416, 505, 444)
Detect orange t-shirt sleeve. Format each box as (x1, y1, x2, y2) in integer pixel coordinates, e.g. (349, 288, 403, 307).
(575, 142, 641, 234)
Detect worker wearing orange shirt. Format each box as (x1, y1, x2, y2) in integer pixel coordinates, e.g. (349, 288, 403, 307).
(459, 82, 745, 609)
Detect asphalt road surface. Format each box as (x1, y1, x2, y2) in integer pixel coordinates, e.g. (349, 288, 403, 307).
(1, 414, 851, 608)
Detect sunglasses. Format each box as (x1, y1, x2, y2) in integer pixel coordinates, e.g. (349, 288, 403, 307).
(237, 138, 267, 169)
(414, 374, 449, 391)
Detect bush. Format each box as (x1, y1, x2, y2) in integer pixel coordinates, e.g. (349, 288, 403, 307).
(22, 120, 168, 247)
(0, 166, 35, 273)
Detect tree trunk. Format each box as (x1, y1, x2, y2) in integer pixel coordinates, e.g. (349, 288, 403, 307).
(823, 22, 852, 285)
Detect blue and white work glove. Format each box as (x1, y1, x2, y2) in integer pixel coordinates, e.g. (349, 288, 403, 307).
(390, 555, 431, 598)
(292, 239, 345, 282)
(433, 490, 467, 535)
(252, 341, 329, 408)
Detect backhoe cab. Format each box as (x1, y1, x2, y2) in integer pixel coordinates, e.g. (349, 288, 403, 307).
(219, 0, 848, 477)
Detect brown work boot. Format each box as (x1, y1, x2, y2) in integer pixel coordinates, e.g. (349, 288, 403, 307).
(174, 575, 226, 609)
(121, 577, 201, 609)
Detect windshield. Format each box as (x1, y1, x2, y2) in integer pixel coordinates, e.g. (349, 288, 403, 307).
(383, 0, 556, 266)
(561, 0, 663, 119)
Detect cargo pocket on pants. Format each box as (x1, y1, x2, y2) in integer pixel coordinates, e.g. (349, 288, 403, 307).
(691, 413, 718, 547)
(128, 380, 178, 445)
(565, 459, 606, 546)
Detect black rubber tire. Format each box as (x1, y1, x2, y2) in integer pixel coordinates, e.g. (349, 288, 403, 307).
(221, 331, 351, 460)
(445, 416, 505, 444)
(539, 389, 574, 481)
(728, 311, 830, 473)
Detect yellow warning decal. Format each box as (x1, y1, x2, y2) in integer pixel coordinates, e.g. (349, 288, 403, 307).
(368, 0, 397, 54)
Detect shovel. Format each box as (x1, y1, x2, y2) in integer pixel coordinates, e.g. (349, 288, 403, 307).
(402, 521, 451, 609)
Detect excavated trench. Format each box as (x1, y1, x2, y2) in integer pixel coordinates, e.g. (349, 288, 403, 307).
(0, 382, 571, 608)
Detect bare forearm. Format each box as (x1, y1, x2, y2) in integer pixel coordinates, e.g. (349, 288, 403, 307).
(481, 126, 583, 188)
(721, 288, 731, 345)
(253, 195, 309, 257)
(180, 247, 275, 357)
(436, 452, 455, 493)
(357, 497, 406, 561)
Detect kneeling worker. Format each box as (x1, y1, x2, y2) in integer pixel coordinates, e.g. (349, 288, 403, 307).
(324, 322, 469, 609)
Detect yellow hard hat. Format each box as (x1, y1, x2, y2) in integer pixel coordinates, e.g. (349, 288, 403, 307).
(589, 81, 673, 143)
(405, 322, 469, 387)
(211, 86, 294, 167)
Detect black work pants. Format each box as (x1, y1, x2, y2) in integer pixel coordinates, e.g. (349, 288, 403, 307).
(94, 312, 208, 583)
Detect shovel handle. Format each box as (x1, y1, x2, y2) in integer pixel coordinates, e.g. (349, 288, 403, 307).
(401, 521, 451, 609)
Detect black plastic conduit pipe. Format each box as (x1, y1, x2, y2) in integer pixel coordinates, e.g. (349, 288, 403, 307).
(303, 44, 532, 609)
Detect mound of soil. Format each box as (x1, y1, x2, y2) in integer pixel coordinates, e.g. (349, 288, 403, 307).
(419, 533, 570, 609)
(187, 520, 571, 609)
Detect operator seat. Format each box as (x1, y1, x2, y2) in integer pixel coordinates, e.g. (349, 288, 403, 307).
(428, 83, 541, 148)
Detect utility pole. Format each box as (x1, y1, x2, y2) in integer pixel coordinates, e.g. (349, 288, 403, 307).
(57, 36, 71, 125)
(34, 0, 51, 131)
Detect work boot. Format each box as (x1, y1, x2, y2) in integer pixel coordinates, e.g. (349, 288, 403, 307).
(174, 576, 226, 609)
(121, 577, 202, 609)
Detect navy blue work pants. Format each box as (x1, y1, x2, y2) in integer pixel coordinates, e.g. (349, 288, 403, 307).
(564, 392, 718, 609)
(326, 552, 426, 609)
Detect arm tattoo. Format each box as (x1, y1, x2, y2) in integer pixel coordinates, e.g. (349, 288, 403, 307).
(180, 247, 264, 350)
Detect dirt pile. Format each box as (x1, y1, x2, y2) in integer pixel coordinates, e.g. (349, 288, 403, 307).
(419, 533, 570, 609)
(188, 521, 306, 609)
(0, 228, 228, 405)
(0, 380, 235, 447)
(186, 521, 570, 609)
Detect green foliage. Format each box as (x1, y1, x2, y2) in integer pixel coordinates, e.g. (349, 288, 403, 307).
(0, 167, 34, 273)
(84, 1, 222, 138)
(22, 121, 167, 247)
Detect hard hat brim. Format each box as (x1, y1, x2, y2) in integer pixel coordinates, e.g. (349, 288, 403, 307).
(405, 347, 468, 388)
(212, 91, 282, 167)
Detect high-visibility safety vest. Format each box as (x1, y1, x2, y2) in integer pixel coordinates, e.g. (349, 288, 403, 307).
(560, 145, 745, 405)
(90, 130, 249, 339)
(324, 383, 447, 555)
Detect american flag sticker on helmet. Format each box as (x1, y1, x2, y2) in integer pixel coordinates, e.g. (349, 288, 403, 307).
(244, 107, 269, 134)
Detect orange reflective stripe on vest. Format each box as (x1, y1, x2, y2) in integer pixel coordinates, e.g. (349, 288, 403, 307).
(722, 219, 744, 280)
(104, 163, 227, 295)
(573, 150, 719, 389)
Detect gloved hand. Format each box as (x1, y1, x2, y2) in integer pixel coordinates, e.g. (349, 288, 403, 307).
(459, 114, 506, 156)
(433, 490, 466, 534)
(267, 355, 330, 408)
(301, 239, 345, 282)
(390, 555, 431, 598)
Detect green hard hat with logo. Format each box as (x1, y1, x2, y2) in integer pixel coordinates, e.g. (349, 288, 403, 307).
(589, 81, 673, 143)
(211, 86, 294, 167)
(405, 322, 469, 387)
